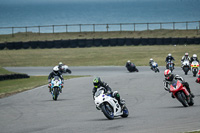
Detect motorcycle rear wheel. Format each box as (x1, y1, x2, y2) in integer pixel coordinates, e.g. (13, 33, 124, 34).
(121, 106, 129, 118)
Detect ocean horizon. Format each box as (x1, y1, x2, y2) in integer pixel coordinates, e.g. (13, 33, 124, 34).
(0, 0, 200, 34)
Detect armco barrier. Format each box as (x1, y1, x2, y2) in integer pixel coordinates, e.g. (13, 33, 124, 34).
(0, 74, 30, 81)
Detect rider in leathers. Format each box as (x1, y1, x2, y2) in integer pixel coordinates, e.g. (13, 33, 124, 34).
(181, 53, 191, 69)
(92, 77, 125, 107)
(190, 54, 199, 63)
(48, 66, 64, 92)
(196, 70, 200, 84)
(163, 69, 194, 98)
(165, 53, 175, 69)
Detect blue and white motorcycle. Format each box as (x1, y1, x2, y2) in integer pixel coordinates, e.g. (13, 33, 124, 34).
(49, 76, 63, 101)
(151, 62, 160, 73)
(94, 87, 129, 120)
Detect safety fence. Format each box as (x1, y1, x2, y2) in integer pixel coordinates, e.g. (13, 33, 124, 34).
(0, 21, 200, 35)
(0, 74, 30, 81)
(0, 37, 200, 50)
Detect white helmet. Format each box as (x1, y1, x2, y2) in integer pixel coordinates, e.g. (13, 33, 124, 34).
(59, 62, 63, 65)
(150, 58, 153, 61)
(53, 66, 59, 73)
(168, 53, 172, 57)
(193, 54, 197, 58)
(127, 60, 131, 63)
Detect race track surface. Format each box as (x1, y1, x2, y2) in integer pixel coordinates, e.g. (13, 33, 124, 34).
(1, 66, 200, 133)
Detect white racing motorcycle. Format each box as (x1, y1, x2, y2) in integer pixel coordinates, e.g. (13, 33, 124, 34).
(94, 87, 129, 120)
(182, 60, 190, 75)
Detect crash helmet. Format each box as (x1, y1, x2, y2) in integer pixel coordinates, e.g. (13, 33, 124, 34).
(127, 60, 131, 65)
(185, 53, 189, 56)
(193, 54, 197, 58)
(168, 53, 172, 57)
(150, 58, 154, 61)
(93, 77, 101, 88)
(59, 62, 63, 65)
(164, 69, 173, 80)
(53, 66, 59, 74)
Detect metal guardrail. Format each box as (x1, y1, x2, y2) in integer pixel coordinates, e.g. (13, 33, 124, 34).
(0, 21, 200, 36)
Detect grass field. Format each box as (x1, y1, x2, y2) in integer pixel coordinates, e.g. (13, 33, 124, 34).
(0, 29, 200, 43)
(0, 45, 200, 67)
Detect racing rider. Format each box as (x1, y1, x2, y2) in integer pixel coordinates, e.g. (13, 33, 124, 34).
(163, 69, 194, 98)
(92, 77, 125, 107)
(190, 54, 199, 63)
(48, 66, 64, 92)
(165, 53, 175, 69)
(196, 70, 200, 84)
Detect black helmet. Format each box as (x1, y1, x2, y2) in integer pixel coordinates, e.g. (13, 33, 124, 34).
(93, 77, 101, 88)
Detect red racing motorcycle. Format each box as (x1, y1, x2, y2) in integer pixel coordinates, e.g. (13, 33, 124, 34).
(168, 79, 194, 107)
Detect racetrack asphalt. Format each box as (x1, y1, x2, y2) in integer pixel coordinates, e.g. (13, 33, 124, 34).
(1, 66, 200, 133)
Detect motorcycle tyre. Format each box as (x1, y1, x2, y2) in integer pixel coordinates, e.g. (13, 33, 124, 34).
(53, 87, 59, 101)
(188, 97, 194, 106)
(176, 92, 189, 107)
(121, 106, 129, 118)
(101, 103, 114, 120)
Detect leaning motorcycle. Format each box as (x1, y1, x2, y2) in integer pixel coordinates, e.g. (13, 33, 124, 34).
(166, 60, 174, 72)
(151, 62, 159, 73)
(48, 76, 63, 101)
(94, 87, 129, 120)
(191, 61, 199, 77)
(59, 65, 72, 74)
(164, 80, 194, 107)
(182, 60, 190, 75)
(126, 63, 139, 72)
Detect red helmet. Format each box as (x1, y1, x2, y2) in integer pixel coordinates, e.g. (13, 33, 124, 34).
(164, 69, 172, 80)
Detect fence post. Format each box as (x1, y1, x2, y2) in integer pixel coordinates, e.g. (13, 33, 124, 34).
(93, 24, 95, 32)
(80, 24, 82, 32)
(173, 22, 175, 30)
(25, 27, 27, 36)
(147, 23, 149, 30)
(38, 26, 40, 34)
(53, 25, 54, 33)
(12, 27, 14, 37)
(134, 23, 135, 32)
(66, 25, 68, 33)
(186, 22, 188, 30)
(106, 24, 109, 32)
(160, 23, 162, 29)
(120, 23, 122, 31)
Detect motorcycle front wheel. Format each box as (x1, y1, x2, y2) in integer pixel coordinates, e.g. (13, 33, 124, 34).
(101, 103, 114, 120)
(176, 92, 189, 107)
(53, 87, 59, 101)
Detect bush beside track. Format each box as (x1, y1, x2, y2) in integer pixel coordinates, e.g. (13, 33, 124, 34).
(0, 37, 200, 50)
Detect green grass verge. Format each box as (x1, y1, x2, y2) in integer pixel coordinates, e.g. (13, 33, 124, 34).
(0, 75, 85, 98)
(0, 29, 200, 43)
(0, 45, 200, 67)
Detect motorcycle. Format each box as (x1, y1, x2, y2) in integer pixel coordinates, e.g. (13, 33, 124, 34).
(151, 62, 159, 73)
(126, 63, 139, 72)
(191, 61, 199, 77)
(48, 76, 63, 101)
(166, 60, 174, 72)
(182, 60, 190, 75)
(94, 87, 129, 120)
(59, 65, 72, 74)
(164, 80, 194, 107)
